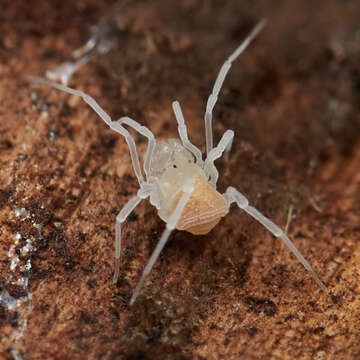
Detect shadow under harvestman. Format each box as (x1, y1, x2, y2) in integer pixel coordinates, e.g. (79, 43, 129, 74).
(28, 20, 328, 305)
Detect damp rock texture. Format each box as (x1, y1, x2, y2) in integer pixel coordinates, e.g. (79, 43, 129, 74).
(1, 1, 360, 359)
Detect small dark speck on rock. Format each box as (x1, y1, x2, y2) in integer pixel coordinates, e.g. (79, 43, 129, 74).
(9, 311, 19, 327)
(128, 212, 138, 222)
(294, 231, 305, 238)
(80, 310, 95, 325)
(248, 326, 259, 337)
(38, 234, 49, 250)
(0, 140, 12, 149)
(101, 135, 117, 150)
(292, 280, 305, 289)
(312, 326, 325, 334)
(43, 50, 58, 59)
(118, 294, 131, 309)
(87, 279, 96, 288)
(64, 259, 74, 270)
(331, 294, 342, 304)
(243, 297, 278, 317)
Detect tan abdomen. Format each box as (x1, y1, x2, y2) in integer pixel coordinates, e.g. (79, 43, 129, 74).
(174, 176, 229, 235)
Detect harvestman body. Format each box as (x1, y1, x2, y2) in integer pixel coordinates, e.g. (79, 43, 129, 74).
(29, 20, 327, 305)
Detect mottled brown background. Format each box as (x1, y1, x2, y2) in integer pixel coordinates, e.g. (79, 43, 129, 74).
(0, 0, 359, 359)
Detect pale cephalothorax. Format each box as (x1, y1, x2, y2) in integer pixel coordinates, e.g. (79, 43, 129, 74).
(29, 19, 328, 305)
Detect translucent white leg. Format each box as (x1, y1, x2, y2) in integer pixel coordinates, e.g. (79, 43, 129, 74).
(129, 178, 195, 305)
(225, 134, 234, 154)
(204, 20, 266, 155)
(172, 101, 203, 164)
(204, 130, 234, 188)
(113, 195, 143, 283)
(224, 186, 328, 293)
(27, 76, 145, 186)
(117, 116, 156, 182)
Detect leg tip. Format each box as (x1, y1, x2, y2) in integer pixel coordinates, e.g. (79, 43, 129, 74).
(113, 258, 121, 283)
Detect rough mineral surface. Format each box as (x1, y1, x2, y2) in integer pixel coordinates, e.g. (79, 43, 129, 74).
(0, 1, 359, 359)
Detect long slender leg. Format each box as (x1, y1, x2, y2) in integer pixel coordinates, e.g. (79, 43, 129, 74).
(27, 76, 146, 187)
(204, 20, 266, 156)
(117, 116, 156, 182)
(224, 186, 328, 292)
(129, 178, 195, 305)
(204, 130, 234, 188)
(172, 101, 203, 164)
(113, 195, 143, 283)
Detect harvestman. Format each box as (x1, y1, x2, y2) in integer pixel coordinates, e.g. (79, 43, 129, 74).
(29, 20, 327, 305)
